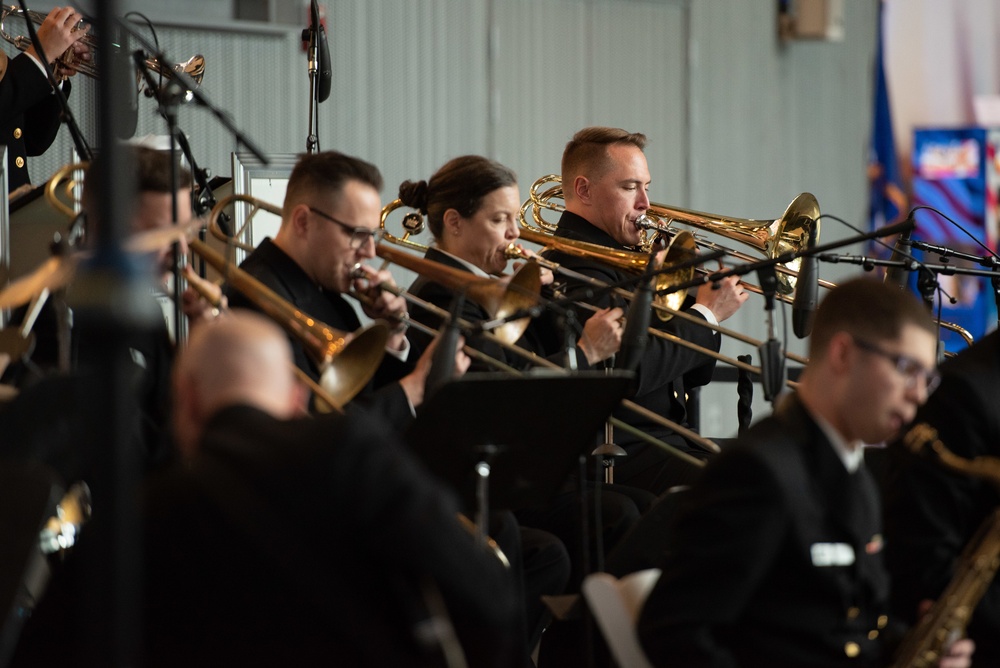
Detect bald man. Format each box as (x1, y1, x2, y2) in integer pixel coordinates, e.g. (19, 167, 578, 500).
(143, 310, 520, 667)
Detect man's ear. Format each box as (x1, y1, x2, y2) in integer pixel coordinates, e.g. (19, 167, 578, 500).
(443, 208, 461, 236)
(288, 204, 311, 237)
(826, 331, 854, 374)
(571, 175, 591, 204)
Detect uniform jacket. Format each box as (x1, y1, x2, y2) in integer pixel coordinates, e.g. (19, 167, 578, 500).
(544, 210, 719, 447)
(407, 246, 589, 372)
(0, 52, 67, 192)
(638, 394, 891, 668)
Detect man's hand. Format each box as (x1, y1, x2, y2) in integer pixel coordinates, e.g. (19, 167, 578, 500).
(397, 334, 470, 409)
(181, 266, 226, 330)
(26, 7, 90, 73)
(914, 600, 975, 668)
(578, 306, 623, 365)
(351, 263, 409, 350)
(694, 274, 748, 322)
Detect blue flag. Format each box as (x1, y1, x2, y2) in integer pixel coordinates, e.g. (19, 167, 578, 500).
(868, 2, 906, 233)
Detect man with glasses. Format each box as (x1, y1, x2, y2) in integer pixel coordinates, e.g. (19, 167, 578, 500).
(637, 277, 973, 667)
(882, 327, 1000, 667)
(228, 150, 455, 424)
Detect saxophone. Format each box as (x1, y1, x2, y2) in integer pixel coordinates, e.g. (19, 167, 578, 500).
(890, 422, 1000, 668)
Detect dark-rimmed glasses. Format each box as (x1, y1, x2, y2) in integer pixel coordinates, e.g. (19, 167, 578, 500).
(852, 338, 941, 394)
(308, 206, 380, 250)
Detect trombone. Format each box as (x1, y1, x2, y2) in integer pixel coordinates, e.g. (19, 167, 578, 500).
(186, 237, 389, 409)
(379, 195, 801, 385)
(208, 192, 713, 461)
(523, 174, 974, 348)
(356, 247, 716, 461)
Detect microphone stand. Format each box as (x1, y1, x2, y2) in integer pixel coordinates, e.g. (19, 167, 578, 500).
(302, 0, 330, 153)
(17, 0, 93, 162)
(755, 265, 785, 404)
(135, 55, 187, 345)
(651, 218, 918, 302)
(303, 6, 320, 153)
(911, 239, 1000, 331)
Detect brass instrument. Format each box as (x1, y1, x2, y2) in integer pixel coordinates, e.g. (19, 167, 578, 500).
(523, 174, 818, 296)
(508, 226, 698, 321)
(45, 161, 87, 220)
(373, 210, 719, 457)
(208, 194, 277, 253)
(375, 242, 542, 346)
(891, 422, 1000, 668)
(0, 5, 205, 90)
(522, 174, 975, 351)
(187, 238, 389, 409)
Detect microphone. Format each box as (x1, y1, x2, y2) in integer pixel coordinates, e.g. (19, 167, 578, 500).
(884, 214, 914, 289)
(423, 292, 465, 402)
(791, 221, 818, 338)
(617, 238, 665, 372)
(310, 0, 332, 103)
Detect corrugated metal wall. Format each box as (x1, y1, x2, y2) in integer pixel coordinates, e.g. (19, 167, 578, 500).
(8, 0, 880, 435)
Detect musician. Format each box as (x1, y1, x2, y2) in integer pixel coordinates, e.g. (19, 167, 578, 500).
(0, 6, 90, 194)
(399, 154, 624, 371)
(227, 150, 446, 426)
(545, 126, 748, 494)
(140, 310, 521, 666)
(637, 278, 973, 668)
(1, 147, 205, 474)
(397, 155, 658, 598)
(882, 329, 1000, 667)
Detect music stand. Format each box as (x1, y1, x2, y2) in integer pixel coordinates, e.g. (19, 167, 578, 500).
(405, 371, 635, 541)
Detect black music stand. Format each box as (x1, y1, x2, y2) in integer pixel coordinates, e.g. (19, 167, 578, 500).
(404, 371, 634, 541)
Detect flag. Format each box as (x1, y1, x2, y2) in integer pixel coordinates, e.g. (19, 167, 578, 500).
(867, 1, 907, 234)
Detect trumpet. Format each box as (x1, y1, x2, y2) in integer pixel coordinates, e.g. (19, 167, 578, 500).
(0, 5, 205, 90)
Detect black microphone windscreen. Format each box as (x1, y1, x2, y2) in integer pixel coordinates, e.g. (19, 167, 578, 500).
(791, 221, 819, 338)
(791, 256, 818, 338)
(883, 227, 913, 289)
(318, 25, 332, 103)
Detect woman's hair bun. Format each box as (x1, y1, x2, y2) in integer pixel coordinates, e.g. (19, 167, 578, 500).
(397, 179, 429, 213)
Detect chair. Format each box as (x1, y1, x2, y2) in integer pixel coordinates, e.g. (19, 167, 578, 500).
(581, 568, 661, 668)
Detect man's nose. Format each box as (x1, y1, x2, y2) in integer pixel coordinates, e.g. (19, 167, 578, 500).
(636, 189, 650, 210)
(356, 235, 376, 259)
(907, 378, 928, 405)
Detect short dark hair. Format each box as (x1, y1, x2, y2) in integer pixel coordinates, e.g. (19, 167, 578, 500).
(397, 155, 517, 239)
(283, 151, 383, 217)
(561, 126, 647, 188)
(808, 277, 936, 358)
(83, 146, 193, 224)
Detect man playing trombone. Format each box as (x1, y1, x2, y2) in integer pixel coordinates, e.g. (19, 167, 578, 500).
(545, 126, 748, 493)
(227, 150, 459, 425)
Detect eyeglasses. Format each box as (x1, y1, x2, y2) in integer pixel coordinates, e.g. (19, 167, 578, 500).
(852, 338, 941, 394)
(308, 206, 380, 250)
